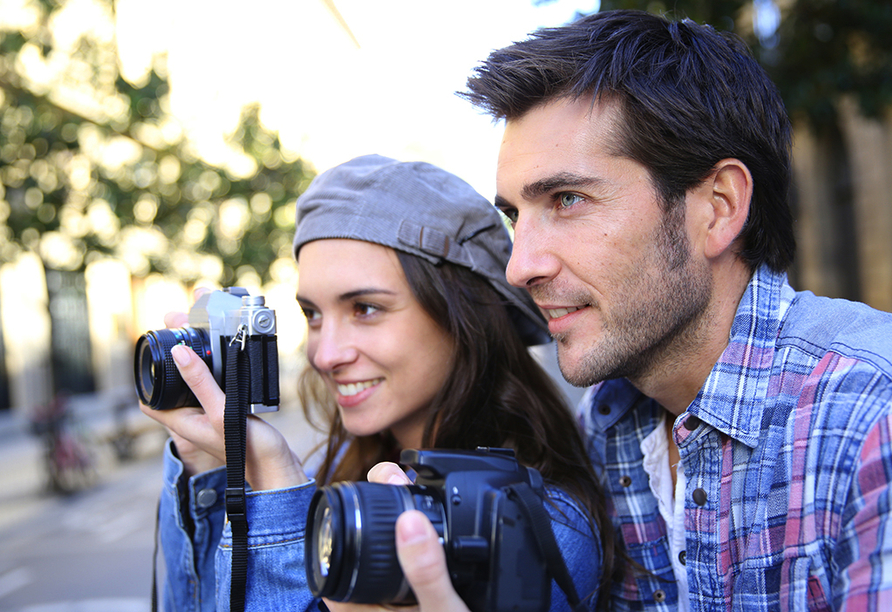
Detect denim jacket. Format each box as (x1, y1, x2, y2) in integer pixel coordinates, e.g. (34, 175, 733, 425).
(157, 440, 603, 611)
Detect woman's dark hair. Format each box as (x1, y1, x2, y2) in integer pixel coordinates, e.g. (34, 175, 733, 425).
(300, 251, 618, 607)
(462, 9, 794, 272)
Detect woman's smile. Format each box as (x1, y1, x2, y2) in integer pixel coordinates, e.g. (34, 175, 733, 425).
(336, 378, 384, 398)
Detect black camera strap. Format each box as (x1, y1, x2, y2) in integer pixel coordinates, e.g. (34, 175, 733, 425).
(506, 483, 588, 612)
(224, 324, 251, 612)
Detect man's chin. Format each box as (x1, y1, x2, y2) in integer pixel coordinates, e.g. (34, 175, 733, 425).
(556, 342, 626, 388)
(556, 350, 597, 388)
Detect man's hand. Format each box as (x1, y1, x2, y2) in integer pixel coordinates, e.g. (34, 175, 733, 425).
(323, 463, 470, 612)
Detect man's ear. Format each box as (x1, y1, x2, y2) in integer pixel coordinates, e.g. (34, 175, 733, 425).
(697, 158, 752, 260)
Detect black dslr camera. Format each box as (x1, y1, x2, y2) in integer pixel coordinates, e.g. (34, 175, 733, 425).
(306, 447, 552, 612)
(133, 287, 279, 413)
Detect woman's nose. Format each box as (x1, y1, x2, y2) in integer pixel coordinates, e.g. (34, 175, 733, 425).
(308, 323, 359, 372)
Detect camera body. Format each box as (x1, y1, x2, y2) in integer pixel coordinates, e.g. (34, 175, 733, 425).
(306, 447, 551, 612)
(134, 287, 279, 413)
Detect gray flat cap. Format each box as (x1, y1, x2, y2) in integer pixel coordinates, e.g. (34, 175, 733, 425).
(293, 154, 549, 346)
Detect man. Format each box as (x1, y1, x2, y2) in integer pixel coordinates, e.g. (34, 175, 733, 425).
(330, 9, 892, 612)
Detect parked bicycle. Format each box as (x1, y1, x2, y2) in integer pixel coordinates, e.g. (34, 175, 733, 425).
(29, 392, 97, 494)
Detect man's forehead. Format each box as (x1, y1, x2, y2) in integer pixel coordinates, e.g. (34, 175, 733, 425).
(496, 97, 622, 193)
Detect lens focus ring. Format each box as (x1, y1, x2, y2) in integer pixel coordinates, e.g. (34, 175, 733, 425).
(134, 327, 210, 410)
(307, 482, 424, 605)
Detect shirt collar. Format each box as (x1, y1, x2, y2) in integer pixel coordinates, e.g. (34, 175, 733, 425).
(588, 265, 792, 448)
(691, 264, 790, 448)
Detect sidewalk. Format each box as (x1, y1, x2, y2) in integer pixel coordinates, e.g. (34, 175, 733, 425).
(0, 389, 146, 443)
(0, 392, 322, 531)
(0, 390, 165, 534)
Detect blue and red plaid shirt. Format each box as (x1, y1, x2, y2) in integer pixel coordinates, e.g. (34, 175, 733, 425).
(581, 265, 892, 611)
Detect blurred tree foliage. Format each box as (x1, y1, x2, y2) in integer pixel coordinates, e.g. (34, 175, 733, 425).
(0, 0, 315, 285)
(590, 0, 892, 131)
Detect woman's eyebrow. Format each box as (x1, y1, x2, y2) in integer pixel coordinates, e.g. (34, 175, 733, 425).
(337, 288, 396, 302)
(294, 293, 316, 307)
(295, 288, 397, 305)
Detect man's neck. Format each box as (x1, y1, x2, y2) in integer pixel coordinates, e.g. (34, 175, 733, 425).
(632, 260, 752, 416)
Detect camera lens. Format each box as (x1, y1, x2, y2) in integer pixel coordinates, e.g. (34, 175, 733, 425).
(307, 482, 444, 604)
(134, 327, 212, 410)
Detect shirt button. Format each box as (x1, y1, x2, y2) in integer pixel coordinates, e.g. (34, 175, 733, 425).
(598, 405, 611, 415)
(692, 488, 707, 506)
(678, 550, 686, 565)
(653, 589, 666, 603)
(196, 488, 218, 508)
(683, 415, 701, 431)
(619, 475, 632, 487)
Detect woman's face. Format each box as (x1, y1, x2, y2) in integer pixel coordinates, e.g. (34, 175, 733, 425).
(296, 239, 454, 449)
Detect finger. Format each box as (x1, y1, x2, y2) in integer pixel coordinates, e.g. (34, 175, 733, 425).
(171, 344, 225, 417)
(192, 286, 213, 300)
(163, 310, 189, 329)
(367, 462, 412, 485)
(138, 397, 216, 448)
(321, 600, 401, 612)
(396, 511, 469, 612)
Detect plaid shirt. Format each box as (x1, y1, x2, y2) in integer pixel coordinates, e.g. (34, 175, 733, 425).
(581, 265, 892, 611)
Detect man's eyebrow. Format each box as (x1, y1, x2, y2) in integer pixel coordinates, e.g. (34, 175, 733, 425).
(494, 194, 513, 210)
(520, 172, 606, 200)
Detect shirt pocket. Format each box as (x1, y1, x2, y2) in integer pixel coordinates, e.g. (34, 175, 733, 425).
(735, 551, 831, 611)
(787, 553, 831, 612)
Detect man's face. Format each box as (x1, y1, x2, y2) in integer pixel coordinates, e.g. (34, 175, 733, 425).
(495, 96, 712, 387)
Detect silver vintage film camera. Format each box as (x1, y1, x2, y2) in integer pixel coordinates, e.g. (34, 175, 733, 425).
(134, 287, 279, 413)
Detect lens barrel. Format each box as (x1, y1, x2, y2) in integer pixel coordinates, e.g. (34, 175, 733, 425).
(134, 327, 212, 410)
(307, 482, 442, 604)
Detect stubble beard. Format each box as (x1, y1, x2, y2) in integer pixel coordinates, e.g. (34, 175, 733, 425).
(549, 205, 713, 388)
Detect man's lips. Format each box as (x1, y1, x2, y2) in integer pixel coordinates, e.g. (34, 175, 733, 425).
(543, 305, 585, 320)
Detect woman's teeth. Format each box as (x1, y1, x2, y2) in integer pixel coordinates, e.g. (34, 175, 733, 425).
(547, 306, 582, 319)
(337, 379, 382, 396)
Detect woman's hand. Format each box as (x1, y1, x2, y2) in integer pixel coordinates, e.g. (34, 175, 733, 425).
(323, 463, 470, 612)
(139, 295, 308, 489)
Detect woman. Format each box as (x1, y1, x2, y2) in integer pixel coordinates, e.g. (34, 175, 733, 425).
(143, 155, 615, 611)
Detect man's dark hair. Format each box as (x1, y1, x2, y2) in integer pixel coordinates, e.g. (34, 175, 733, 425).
(463, 9, 795, 272)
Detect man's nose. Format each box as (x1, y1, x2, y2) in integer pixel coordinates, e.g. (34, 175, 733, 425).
(505, 214, 560, 289)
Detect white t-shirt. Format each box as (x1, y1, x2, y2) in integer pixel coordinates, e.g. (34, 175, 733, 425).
(640, 413, 690, 612)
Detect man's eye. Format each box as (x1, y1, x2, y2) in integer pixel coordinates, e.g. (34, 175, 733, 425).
(499, 208, 518, 224)
(559, 193, 583, 209)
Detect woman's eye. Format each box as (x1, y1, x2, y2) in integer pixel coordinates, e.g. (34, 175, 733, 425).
(558, 193, 583, 209)
(355, 303, 380, 317)
(301, 307, 320, 323)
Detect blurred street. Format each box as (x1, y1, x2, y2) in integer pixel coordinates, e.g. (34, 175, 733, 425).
(0, 397, 319, 612)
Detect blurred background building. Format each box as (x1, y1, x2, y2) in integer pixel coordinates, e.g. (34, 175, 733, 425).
(0, 0, 891, 421)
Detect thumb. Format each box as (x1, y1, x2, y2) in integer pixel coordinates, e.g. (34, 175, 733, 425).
(368, 461, 412, 485)
(396, 511, 470, 612)
(171, 343, 225, 414)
